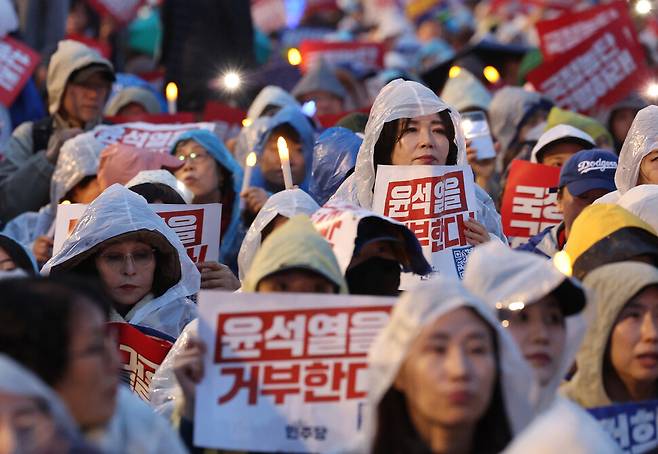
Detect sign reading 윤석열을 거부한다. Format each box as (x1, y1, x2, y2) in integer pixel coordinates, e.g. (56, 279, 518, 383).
(0, 36, 40, 108)
(372, 165, 478, 284)
(53, 203, 222, 265)
(193, 292, 395, 452)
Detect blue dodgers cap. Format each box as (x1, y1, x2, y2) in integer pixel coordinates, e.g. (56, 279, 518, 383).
(557, 149, 618, 197)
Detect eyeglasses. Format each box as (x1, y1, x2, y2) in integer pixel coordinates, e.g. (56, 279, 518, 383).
(176, 151, 211, 163)
(97, 249, 156, 270)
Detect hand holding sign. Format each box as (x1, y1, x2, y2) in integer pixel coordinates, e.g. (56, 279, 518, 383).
(197, 261, 240, 291)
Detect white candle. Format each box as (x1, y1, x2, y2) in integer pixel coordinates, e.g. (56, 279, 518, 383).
(277, 137, 294, 190)
(166, 82, 178, 115)
(241, 152, 257, 193)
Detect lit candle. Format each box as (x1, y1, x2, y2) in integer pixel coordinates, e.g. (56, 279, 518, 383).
(166, 82, 178, 115)
(242, 152, 257, 193)
(277, 137, 294, 190)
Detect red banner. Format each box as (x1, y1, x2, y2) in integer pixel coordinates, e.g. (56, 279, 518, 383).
(299, 40, 384, 73)
(527, 26, 649, 116)
(501, 160, 562, 248)
(86, 0, 145, 25)
(109, 322, 173, 401)
(106, 112, 197, 124)
(536, 2, 636, 59)
(0, 36, 40, 108)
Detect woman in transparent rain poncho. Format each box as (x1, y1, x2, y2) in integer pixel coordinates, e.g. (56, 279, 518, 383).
(41, 184, 200, 340)
(330, 79, 505, 243)
(597, 105, 658, 204)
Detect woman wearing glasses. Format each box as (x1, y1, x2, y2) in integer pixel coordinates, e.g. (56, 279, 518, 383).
(42, 184, 200, 339)
(170, 129, 245, 274)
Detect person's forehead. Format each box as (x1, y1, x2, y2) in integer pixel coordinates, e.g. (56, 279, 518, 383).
(408, 113, 442, 123)
(176, 141, 207, 154)
(101, 238, 152, 250)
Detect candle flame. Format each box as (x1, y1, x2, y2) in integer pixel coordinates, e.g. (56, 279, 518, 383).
(166, 82, 178, 101)
(277, 137, 289, 161)
(246, 152, 257, 167)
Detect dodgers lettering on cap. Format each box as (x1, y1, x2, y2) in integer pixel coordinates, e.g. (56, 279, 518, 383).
(577, 158, 618, 174)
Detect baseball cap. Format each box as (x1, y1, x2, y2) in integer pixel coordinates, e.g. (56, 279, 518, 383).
(531, 124, 596, 163)
(555, 149, 618, 197)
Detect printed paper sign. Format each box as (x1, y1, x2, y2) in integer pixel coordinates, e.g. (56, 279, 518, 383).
(0, 36, 40, 107)
(109, 322, 173, 402)
(372, 165, 478, 283)
(536, 2, 633, 59)
(53, 203, 221, 264)
(87, 0, 145, 25)
(299, 40, 384, 73)
(194, 292, 395, 452)
(527, 26, 649, 116)
(589, 400, 658, 453)
(92, 121, 217, 153)
(500, 160, 562, 248)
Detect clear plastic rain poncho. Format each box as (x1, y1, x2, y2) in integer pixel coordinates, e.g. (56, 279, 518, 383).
(41, 184, 200, 339)
(330, 79, 506, 241)
(310, 127, 361, 206)
(237, 188, 320, 281)
(246, 85, 301, 122)
(462, 241, 588, 412)
(2, 130, 103, 247)
(615, 105, 658, 195)
(233, 116, 273, 171)
(252, 105, 316, 192)
(0, 353, 85, 450)
(617, 184, 658, 233)
(364, 277, 537, 452)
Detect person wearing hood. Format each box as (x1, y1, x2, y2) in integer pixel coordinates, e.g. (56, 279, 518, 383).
(366, 277, 536, 453)
(617, 184, 658, 234)
(564, 204, 658, 280)
(310, 126, 361, 206)
(0, 353, 95, 453)
(0, 40, 114, 223)
(42, 184, 200, 340)
(0, 233, 38, 275)
(0, 276, 187, 453)
(152, 215, 347, 450)
(291, 59, 347, 117)
(463, 241, 587, 410)
(2, 131, 104, 268)
(245, 85, 301, 123)
(602, 94, 648, 154)
(126, 169, 192, 203)
(488, 86, 553, 174)
(545, 107, 614, 151)
(517, 149, 618, 258)
(311, 202, 432, 296)
(237, 188, 320, 282)
(440, 68, 492, 115)
(562, 261, 658, 408)
(597, 106, 658, 205)
(529, 125, 596, 168)
(103, 86, 162, 118)
(242, 106, 316, 220)
(170, 129, 245, 274)
(330, 79, 506, 243)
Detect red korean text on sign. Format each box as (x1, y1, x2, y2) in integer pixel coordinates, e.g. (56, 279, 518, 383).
(213, 306, 391, 406)
(0, 37, 40, 108)
(500, 160, 562, 248)
(94, 126, 201, 153)
(383, 172, 473, 253)
(108, 322, 173, 402)
(158, 209, 208, 263)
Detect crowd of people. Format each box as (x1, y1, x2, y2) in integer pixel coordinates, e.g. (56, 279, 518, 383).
(0, 0, 658, 452)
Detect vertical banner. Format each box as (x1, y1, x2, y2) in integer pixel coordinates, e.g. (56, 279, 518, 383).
(372, 165, 478, 283)
(500, 160, 562, 248)
(53, 203, 221, 263)
(194, 292, 395, 452)
(528, 10, 649, 115)
(589, 400, 658, 453)
(0, 36, 41, 107)
(108, 322, 174, 402)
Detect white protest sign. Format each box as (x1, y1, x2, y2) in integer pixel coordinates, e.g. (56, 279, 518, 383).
(194, 291, 395, 452)
(53, 203, 221, 264)
(372, 165, 478, 284)
(92, 121, 217, 153)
